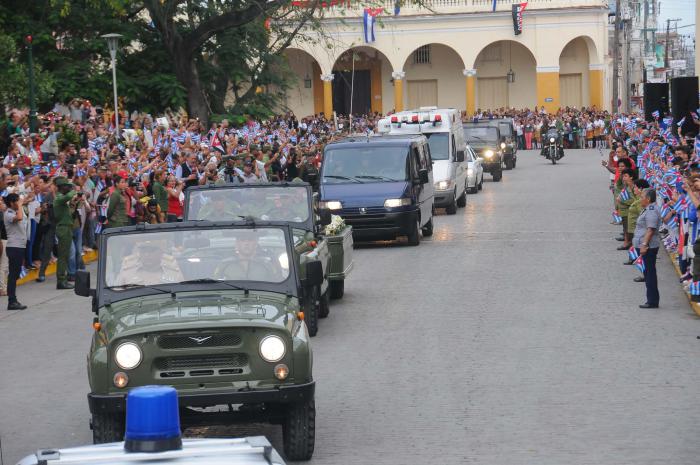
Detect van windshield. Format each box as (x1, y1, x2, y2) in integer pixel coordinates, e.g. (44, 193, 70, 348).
(322, 146, 409, 183)
(425, 133, 448, 161)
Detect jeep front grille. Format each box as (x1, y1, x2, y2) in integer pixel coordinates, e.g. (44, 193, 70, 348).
(157, 333, 242, 349)
(155, 354, 248, 371)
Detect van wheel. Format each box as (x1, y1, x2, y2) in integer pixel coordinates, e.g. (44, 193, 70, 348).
(422, 217, 433, 237)
(283, 399, 315, 461)
(91, 412, 124, 444)
(492, 169, 502, 182)
(329, 280, 344, 300)
(304, 286, 320, 337)
(457, 185, 467, 207)
(478, 176, 483, 190)
(319, 290, 330, 318)
(445, 192, 458, 215)
(407, 218, 420, 246)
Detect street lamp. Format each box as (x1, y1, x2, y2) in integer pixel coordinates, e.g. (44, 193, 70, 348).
(102, 33, 122, 142)
(25, 35, 37, 133)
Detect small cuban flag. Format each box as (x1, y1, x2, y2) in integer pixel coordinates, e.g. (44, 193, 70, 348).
(628, 246, 639, 261)
(363, 8, 383, 43)
(619, 188, 630, 202)
(678, 116, 686, 127)
(633, 255, 646, 274)
(689, 281, 700, 296)
(652, 110, 660, 120)
(612, 210, 622, 223)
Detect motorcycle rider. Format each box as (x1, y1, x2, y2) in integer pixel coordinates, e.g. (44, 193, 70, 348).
(541, 123, 565, 160)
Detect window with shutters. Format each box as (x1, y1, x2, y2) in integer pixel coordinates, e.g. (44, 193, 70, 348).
(413, 45, 431, 65)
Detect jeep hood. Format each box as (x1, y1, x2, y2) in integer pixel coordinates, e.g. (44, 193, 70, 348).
(100, 292, 295, 339)
(321, 181, 410, 208)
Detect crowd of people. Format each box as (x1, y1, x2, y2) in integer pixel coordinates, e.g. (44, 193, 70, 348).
(1, 102, 699, 311)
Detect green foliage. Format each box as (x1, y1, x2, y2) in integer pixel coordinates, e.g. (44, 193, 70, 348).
(56, 122, 81, 147)
(0, 33, 55, 111)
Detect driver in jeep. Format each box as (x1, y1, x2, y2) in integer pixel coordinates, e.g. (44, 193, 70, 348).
(114, 239, 184, 286)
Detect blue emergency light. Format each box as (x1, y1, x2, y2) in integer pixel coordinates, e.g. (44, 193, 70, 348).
(124, 385, 183, 453)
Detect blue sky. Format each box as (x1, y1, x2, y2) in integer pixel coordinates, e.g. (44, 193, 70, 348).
(658, 0, 695, 36)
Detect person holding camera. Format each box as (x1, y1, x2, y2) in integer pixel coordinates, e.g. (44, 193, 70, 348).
(3, 193, 27, 310)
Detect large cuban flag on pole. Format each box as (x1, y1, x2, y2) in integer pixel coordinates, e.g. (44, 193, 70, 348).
(363, 8, 383, 43)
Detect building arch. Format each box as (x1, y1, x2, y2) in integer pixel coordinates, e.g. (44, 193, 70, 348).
(330, 46, 393, 115)
(398, 43, 467, 111)
(283, 48, 326, 117)
(558, 36, 603, 109)
(473, 40, 538, 111)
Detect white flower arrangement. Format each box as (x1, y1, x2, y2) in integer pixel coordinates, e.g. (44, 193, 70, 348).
(324, 215, 346, 236)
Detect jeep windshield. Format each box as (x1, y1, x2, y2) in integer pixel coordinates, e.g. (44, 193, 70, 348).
(103, 228, 290, 289)
(186, 186, 310, 223)
(463, 126, 499, 145)
(424, 133, 448, 161)
(322, 146, 409, 184)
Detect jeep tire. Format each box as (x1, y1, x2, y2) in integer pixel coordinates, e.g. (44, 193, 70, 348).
(492, 168, 503, 182)
(91, 412, 125, 444)
(329, 280, 344, 300)
(304, 286, 320, 337)
(283, 399, 315, 461)
(319, 290, 330, 318)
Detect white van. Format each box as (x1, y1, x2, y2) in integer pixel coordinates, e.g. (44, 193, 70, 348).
(379, 107, 468, 214)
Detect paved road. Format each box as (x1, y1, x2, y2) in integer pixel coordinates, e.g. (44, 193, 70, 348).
(1, 149, 699, 465)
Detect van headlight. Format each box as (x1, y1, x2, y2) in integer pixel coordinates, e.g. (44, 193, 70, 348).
(484, 150, 494, 158)
(384, 198, 412, 208)
(434, 180, 454, 191)
(467, 168, 474, 175)
(319, 200, 342, 210)
(550, 137, 556, 143)
(500, 143, 506, 149)
(114, 342, 142, 370)
(259, 335, 286, 362)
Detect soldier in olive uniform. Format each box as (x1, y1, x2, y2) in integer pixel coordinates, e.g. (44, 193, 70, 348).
(196, 194, 242, 221)
(53, 177, 76, 289)
(115, 240, 184, 286)
(107, 173, 129, 228)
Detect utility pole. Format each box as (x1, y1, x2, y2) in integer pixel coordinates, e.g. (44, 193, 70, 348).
(25, 35, 37, 133)
(612, 0, 621, 113)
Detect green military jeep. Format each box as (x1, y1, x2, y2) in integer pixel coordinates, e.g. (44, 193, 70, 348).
(74, 221, 317, 461)
(184, 183, 354, 337)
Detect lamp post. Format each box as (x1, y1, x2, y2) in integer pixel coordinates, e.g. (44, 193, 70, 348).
(102, 33, 122, 142)
(25, 35, 37, 133)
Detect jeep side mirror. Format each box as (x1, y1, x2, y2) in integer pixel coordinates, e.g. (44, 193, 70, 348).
(75, 270, 92, 298)
(318, 209, 332, 226)
(455, 150, 465, 163)
(418, 169, 429, 185)
(306, 260, 324, 287)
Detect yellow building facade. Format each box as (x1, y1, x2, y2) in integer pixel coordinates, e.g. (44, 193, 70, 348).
(282, 0, 609, 117)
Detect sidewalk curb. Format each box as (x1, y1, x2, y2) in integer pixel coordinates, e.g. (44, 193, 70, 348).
(664, 249, 700, 317)
(16, 250, 99, 286)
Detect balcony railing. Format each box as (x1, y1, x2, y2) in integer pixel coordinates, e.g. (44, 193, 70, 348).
(316, 0, 608, 17)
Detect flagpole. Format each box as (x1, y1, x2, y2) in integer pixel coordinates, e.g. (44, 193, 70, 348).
(350, 53, 355, 131)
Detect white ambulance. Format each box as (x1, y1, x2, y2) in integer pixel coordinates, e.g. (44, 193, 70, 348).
(379, 107, 469, 214)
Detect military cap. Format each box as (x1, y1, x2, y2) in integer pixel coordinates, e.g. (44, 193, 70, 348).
(54, 176, 73, 187)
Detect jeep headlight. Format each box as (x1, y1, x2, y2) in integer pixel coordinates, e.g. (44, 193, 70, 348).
(550, 137, 556, 143)
(384, 198, 412, 208)
(484, 150, 494, 158)
(114, 342, 142, 370)
(500, 143, 506, 149)
(319, 200, 342, 211)
(434, 180, 454, 191)
(259, 335, 286, 362)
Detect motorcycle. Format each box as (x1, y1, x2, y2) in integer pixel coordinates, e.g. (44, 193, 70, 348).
(544, 133, 564, 165)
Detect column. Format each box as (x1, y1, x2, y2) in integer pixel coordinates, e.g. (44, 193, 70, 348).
(588, 64, 604, 110)
(696, 0, 700, 75)
(536, 66, 560, 114)
(320, 74, 334, 118)
(392, 71, 405, 113)
(463, 69, 477, 116)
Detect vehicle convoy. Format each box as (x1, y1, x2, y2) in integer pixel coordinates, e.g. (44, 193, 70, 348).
(74, 221, 318, 461)
(379, 107, 469, 214)
(319, 134, 435, 246)
(18, 385, 287, 465)
(462, 123, 504, 182)
(184, 183, 354, 337)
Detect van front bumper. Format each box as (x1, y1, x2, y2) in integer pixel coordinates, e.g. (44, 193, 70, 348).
(88, 382, 315, 413)
(339, 207, 419, 240)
